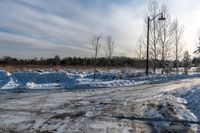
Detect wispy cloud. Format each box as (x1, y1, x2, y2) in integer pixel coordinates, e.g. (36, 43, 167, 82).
(0, 0, 199, 58)
(0, 0, 147, 58)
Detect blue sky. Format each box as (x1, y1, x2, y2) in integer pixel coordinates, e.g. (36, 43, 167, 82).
(0, 0, 199, 58)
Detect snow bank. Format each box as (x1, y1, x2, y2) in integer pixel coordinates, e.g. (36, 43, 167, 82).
(143, 94, 198, 132)
(26, 82, 62, 89)
(1, 78, 20, 90)
(173, 86, 200, 120)
(0, 69, 200, 91)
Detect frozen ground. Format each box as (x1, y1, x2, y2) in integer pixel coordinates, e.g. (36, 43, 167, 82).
(1, 70, 200, 132)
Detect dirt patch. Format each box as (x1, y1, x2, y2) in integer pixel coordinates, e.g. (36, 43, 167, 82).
(50, 111, 86, 120)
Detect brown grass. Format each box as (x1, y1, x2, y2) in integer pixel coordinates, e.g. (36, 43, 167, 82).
(5, 66, 14, 73)
(0, 64, 144, 72)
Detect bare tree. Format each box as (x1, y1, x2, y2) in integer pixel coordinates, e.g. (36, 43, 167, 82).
(91, 35, 101, 81)
(136, 44, 143, 60)
(148, 0, 160, 73)
(136, 36, 146, 60)
(171, 18, 184, 74)
(138, 0, 160, 73)
(158, 5, 173, 74)
(105, 35, 115, 61)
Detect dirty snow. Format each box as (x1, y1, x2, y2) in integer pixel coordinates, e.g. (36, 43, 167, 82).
(1, 70, 200, 132)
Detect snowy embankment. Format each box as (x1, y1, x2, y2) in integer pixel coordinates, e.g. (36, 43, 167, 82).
(173, 86, 200, 121)
(0, 69, 200, 91)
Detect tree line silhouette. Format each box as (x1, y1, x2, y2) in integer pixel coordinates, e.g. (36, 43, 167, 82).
(1, 55, 200, 68)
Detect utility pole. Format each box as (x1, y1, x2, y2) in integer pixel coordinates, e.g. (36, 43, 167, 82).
(145, 13, 166, 76)
(146, 17, 150, 75)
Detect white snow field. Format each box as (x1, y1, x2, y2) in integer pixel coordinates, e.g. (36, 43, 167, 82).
(1, 70, 200, 132)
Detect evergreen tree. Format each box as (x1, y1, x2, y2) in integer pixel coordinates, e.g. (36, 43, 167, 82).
(182, 51, 192, 75)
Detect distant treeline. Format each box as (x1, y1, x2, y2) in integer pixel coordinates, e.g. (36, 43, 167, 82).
(1, 56, 200, 68)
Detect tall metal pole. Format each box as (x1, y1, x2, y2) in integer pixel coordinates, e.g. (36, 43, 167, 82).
(146, 17, 150, 76)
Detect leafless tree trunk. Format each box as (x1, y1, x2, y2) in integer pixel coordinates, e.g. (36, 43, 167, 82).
(148, 0, 160, 74)
(91, 35, 101, 81)
(158, 5, 173, 74)
(136, 36, 146, 60)
(171, 18, 184, 74)
(136, 44, 143, 60)
(105, 35, 115, 65)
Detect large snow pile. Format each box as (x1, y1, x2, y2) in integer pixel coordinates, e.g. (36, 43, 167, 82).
(0, 69, 200, 91)
(173, 86, 200, 120)
(1, 78, 20, 89)
(142, 94, 198, 132)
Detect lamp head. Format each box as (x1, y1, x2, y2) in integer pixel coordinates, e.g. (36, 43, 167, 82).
(158, 13, 166, 21)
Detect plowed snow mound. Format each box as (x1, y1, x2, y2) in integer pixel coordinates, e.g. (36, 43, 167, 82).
(1, 78, 20, 89)
(0, 70, 200, 91)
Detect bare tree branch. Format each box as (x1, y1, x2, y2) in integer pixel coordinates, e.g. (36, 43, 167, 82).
(105, 35, 115, 60)
(158, 5, 173, 74)
(136, 36, 146, 60)
(91, 35, 101, 80)
(139, 0, 160, 73)
(171, 18, 184, 74)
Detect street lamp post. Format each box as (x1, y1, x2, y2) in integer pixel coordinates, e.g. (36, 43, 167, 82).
(146, 13, 166, 76)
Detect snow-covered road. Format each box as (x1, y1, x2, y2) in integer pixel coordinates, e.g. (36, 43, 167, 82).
(1, 78, 200, 133)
